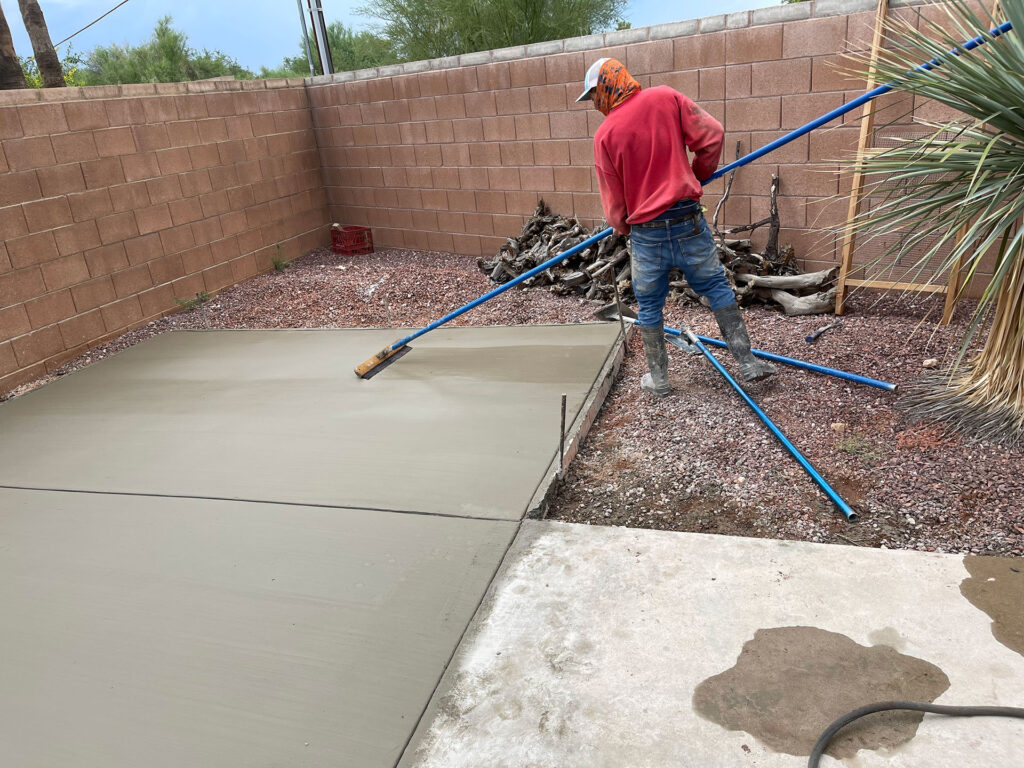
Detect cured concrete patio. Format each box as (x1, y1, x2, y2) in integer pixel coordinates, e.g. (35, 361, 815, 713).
(402, 522, 1024, 768)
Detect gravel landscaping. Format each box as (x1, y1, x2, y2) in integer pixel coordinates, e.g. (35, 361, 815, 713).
(8, 246, 1022, 557)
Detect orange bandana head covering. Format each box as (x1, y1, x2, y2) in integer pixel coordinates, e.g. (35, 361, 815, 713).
(593, 59, 641, 116)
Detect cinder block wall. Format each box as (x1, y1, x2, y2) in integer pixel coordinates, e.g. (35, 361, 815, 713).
(1, 0, 968, 395)
(0, 79, 328, 393)
(308, 0, 950, 275)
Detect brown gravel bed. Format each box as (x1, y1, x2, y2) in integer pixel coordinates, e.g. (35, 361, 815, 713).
(6, 247, 1022, 557)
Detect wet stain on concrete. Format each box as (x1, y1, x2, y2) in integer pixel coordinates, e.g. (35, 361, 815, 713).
(867, 626, 907, 651)
(692, 626, 949, 758)
(961, 555, 1024, 657)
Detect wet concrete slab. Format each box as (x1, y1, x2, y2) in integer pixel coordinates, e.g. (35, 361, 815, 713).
(0, 488, 517, 768)
(402, 522, 1024, 768)
(0, 325, 621, 520)
(0, 325, 626, 767)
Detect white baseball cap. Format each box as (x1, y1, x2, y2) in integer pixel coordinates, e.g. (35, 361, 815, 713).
(575, 57, 610, 102)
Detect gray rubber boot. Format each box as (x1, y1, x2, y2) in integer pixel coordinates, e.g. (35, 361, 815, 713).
(712, 304, 777, 382)
(639, 325, 671, 397)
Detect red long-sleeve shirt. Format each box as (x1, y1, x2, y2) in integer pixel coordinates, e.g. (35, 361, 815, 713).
(594, 85, 724, 235)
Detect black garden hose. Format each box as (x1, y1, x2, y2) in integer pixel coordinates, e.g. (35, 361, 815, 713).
(809, 701, 1024, 767)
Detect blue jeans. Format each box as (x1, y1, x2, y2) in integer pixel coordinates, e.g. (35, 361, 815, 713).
(629, 204, 736, 327)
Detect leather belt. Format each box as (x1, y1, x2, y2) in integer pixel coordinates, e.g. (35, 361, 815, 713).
(634, 211, 701, 229)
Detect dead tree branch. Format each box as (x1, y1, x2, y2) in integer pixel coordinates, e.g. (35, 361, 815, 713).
(712, 140, 741, 245)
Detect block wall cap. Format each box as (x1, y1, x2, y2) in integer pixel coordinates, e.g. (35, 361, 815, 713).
(814, 0, 877, 18)
(427, 55, 461, 69)
(727, 11, 752, 29)
(649, 20, 699, 40)
(459, 51, 492, 66)
(604, 27, 650, 46)
(400, 60, 431, 74)
(699, 15, 727, 33)
(492, 45, 527, 61)
(525, 40, 565, 56)
(753, 3, 813, 25)
(564, 33, 606, 52)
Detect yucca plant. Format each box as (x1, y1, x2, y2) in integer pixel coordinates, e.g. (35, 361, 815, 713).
(844, 0, 1024, 447)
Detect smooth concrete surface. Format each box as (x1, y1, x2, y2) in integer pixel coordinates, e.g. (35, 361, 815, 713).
(0, 488, 517, 768)
(402, 522, 1024, 768)
(0, 325, 624, 768)
(0, 325, 621, 520)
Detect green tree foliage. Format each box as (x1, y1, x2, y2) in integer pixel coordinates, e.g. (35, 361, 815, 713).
(845, 0, 1024, 445)
(357, 0, 627, 61)
(260, 21, 399, 78)
(81, 16, 254, 85)
(20, 47, 87, 88)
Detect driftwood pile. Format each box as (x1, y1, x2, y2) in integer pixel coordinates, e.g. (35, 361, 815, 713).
(709, 150, 838, 315)
(478, 201, 632, 302)
(478, 163, 838, 315)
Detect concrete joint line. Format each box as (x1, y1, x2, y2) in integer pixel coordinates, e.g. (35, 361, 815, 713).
(0, 484, 518, 524)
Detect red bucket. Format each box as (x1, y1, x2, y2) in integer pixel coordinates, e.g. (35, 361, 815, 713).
(331, 225, 373, 256)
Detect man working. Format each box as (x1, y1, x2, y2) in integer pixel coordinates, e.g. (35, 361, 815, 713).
(578, 58, 776, 396)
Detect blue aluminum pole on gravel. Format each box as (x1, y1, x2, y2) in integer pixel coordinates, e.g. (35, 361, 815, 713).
(678, 330, 898, 392)
(355, 20, 1015, 378)
(694, 333, 897, 391)
(613, 313, 899, 391)
(681, 327, 859, 521)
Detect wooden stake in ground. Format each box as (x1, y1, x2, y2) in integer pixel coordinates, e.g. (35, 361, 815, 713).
(557, 393, 567, 483)
(609, 264, 628, 345)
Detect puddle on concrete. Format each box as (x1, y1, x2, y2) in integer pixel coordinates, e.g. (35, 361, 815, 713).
(692, 626, 949, 758)
(960, 555, 1024, 657)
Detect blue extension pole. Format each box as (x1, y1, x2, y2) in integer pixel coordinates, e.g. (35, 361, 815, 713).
(355, 227, 612, 374)
(705, 19, 1014, 184)
(378, 227, 613, 353)
(681, 327, 859, 520)
(663, 325, 897, 392)
(623, 315, 898, 391)
(357, 19, 1014, 375)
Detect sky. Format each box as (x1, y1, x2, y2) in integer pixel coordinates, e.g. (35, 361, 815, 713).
(3, 0, 779, 73)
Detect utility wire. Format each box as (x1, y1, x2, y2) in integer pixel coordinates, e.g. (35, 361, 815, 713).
(54, 0, 133, 48)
